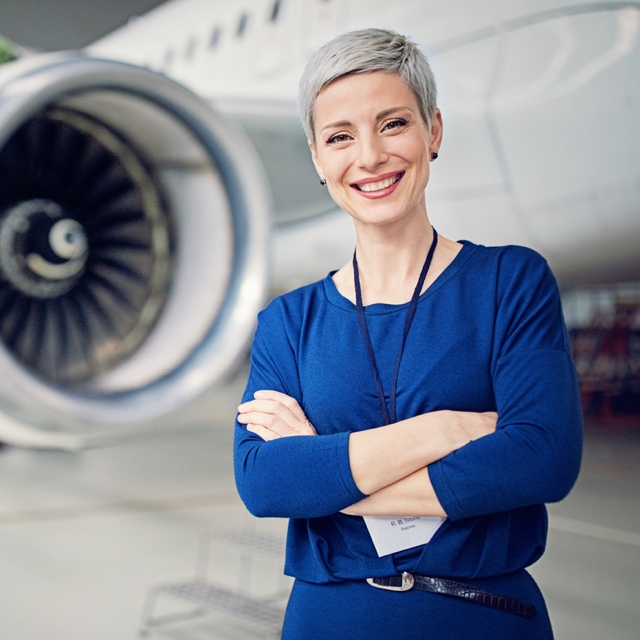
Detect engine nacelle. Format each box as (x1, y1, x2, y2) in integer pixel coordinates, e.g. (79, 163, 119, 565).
(0, 52, 271, 448)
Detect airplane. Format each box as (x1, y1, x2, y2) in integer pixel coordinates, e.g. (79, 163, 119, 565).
(0, 0, 637, 450)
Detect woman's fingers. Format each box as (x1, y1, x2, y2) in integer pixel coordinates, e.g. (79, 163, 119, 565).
(237, 391, 317, 437)
(239, 399, 300, 429)
(238, 399, 304, 435)
(246, 423, 280, 441)
(239, 409, 316, 437)
(254, 390, 309, 422)
(238, 411, 295, 437)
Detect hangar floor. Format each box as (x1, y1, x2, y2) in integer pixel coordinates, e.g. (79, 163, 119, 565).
(0, 370, 638, 640)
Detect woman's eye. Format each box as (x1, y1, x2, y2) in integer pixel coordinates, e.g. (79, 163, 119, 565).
(383, 118, 408, 132)
(326, 133, 352, 145)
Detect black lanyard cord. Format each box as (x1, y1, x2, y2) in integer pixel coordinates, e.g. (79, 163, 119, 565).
(353, 229, 439, 425)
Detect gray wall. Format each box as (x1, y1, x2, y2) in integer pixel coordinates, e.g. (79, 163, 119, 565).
(0, 0, 167, 50)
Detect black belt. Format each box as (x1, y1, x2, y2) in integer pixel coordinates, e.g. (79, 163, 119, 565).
(367, 572, 537, 620)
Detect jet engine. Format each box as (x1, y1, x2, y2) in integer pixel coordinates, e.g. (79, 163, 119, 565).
(0, 52, 271, 449)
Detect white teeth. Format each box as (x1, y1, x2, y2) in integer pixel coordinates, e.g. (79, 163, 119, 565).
(358, 174, 401, 192)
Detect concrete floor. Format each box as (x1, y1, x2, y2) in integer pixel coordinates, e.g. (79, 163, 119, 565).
(0, 372, 638, 639)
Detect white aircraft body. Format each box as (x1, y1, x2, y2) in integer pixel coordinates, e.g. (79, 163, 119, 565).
(0, 0, 637, 449)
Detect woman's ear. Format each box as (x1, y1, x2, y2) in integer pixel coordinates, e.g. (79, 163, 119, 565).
(308, 138, 325, 183)
(430, 108, 443, 154)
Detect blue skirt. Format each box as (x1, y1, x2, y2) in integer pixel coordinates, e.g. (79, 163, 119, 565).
(282, 570, 553, 639)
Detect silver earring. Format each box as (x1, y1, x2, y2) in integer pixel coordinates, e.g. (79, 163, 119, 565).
(430, 152, 438, 161)
(320, 179, 327, 186)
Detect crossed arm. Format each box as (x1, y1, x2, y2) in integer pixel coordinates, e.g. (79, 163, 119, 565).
(237, 390, 496, 518)
(236, 255, 584, 522)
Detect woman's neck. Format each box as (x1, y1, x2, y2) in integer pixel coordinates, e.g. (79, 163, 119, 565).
(332, 212, 463, 306)
(355, 214, 434, 300)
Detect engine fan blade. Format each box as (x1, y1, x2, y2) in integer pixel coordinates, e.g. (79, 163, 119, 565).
(0, 108, 172, 385)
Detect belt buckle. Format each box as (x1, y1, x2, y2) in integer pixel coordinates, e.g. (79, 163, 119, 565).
(367, 571, 415, 592)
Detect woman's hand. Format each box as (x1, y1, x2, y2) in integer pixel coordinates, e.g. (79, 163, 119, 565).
(342, 412, 497, 517)
(437, 410, 498, 451)
(341, 468, 447, 518)
(237, 390, 317, 441)
(347, 409, 498, 496)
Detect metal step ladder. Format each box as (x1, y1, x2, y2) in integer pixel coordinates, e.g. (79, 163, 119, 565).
(140, 527, 289, 639)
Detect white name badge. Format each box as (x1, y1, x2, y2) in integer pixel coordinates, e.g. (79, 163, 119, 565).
(363, 515, 445, 557)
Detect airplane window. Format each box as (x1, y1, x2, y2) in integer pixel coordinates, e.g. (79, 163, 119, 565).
(270, 0, 282, 22)
(163, 48, 175, 68)
(209, 26, 222, 49)
(185, 36, 198, 60)
(236, 13, 249, 37)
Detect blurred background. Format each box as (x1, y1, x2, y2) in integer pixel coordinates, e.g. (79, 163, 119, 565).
(0, 0, 165, 51)
(0, 1, 638, 639)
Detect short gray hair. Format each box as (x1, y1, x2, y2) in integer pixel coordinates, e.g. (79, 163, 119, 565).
(298, 28, 437, 143)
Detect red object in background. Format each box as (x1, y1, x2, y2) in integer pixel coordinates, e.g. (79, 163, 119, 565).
(570, 299, 640, 425)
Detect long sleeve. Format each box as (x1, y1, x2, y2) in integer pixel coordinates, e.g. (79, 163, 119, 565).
(231, 245, 581, 582)
(428, 248, 583, 521)
(234, 298, 367, 519)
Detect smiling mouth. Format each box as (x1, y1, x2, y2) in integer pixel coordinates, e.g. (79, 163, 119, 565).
(353, 172, 404, 192)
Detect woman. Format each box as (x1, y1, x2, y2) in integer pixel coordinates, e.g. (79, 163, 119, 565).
(235, 28, 582, 639)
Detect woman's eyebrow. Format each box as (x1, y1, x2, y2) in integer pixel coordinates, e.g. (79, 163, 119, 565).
(320, 106, 413, 133)
(320, 120, 352, 133)
(376, 106, 412, 119)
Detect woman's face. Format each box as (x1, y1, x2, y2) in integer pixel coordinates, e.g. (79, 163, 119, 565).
(310, 71, 442, 229)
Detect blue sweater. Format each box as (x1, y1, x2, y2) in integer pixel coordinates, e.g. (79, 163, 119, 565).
(234, 242, 583, 583)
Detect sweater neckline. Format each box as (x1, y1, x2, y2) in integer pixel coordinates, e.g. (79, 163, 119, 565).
(322, 240, 476, 314)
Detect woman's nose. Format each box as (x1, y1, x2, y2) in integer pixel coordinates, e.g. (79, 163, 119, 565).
(356, 134, 387, 170)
